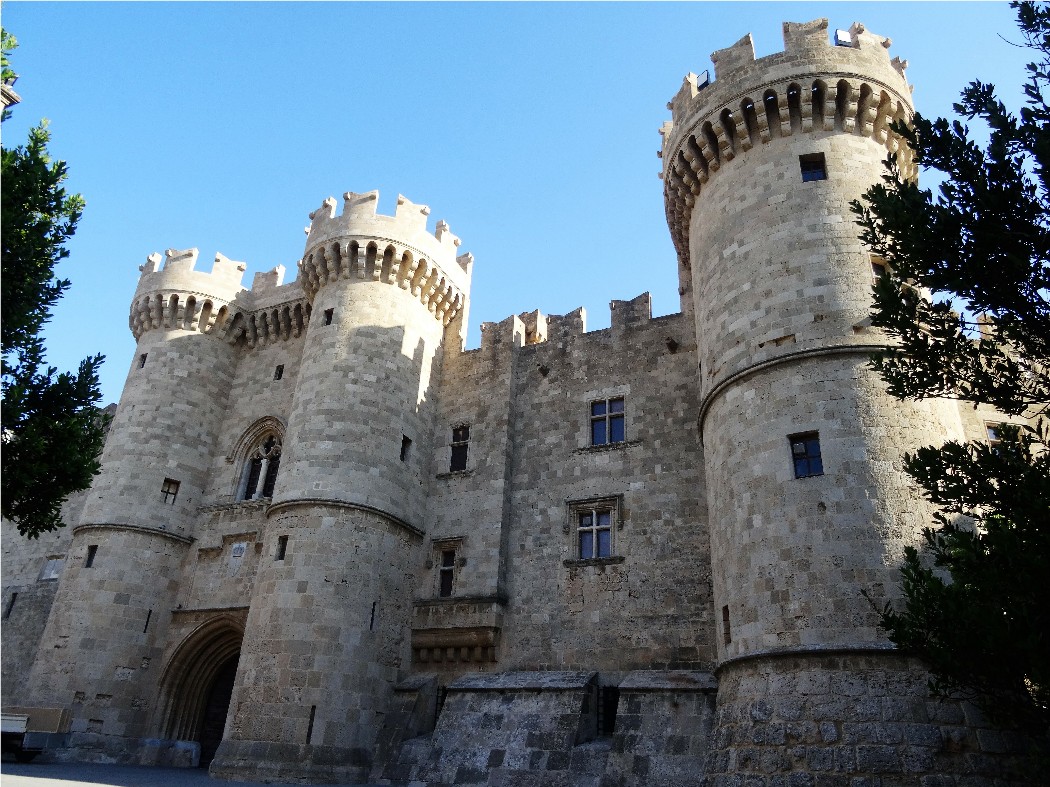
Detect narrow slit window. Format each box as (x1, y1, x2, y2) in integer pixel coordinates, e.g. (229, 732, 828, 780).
(789, 432, 824, 478)
(273, 364, 284, 380)
(143, 608, 152, 633)
(591, 397, 625, 445)
(450, 425, 469, 472)
(85, 545, 98, 568)
(276, 535, 288, 561)
(4, 592, 18, 619)
(722, 605, 732, 644)
(799, 152, 827, 182)
(323, 308, 334, 325)
(160, 478, 180, 505)
(400, 435, 412, 462)
(439, 549, 456, 597)
(597, 685, 620, 735)
(139, 353, 148, 368)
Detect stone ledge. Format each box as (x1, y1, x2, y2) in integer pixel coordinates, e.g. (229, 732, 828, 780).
(618, 670, 717, 692)
(563, 556, 626, 568)
(449, 670, 597, 692)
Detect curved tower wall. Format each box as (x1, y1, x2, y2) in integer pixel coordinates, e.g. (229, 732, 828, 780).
(663, 16, 965, 663)
(663, 19, 977, 783)
(26, 249, 247, 745)
(212, 191, 472, 783)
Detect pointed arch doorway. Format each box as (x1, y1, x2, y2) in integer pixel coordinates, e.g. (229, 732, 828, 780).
(155, 615, 244, 767)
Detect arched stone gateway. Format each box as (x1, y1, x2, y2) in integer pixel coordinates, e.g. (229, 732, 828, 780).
(153, 615, 243, 766)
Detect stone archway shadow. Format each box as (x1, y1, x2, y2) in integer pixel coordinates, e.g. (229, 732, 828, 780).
(152, 614, 244, 766)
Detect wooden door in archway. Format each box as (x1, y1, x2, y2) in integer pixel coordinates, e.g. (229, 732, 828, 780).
(198, 655, 239, 767)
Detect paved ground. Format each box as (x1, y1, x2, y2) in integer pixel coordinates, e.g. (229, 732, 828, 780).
(0, 761, 384, 787)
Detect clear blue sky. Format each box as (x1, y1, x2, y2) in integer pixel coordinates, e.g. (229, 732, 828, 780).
(2, 2, 1032, 405)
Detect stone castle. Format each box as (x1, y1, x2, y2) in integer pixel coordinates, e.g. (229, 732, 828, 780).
(1, 18, 1029, 786)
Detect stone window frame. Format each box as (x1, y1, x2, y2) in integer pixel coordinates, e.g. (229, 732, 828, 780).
(789, 432, 824, 479)
(430, 537, 464, 598)
(448, 423, 470, 473)
(38, 555, 65, 582)
(227, 416, 287, 503)
(564, 495, 625, 566)
(799, 152, 827, 182)
(579, 385, 631, 451)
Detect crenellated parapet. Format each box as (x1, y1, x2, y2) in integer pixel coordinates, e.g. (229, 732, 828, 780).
(129, 248, 311, 348)
(298, 191, 473, 327)
(660, 19, 915, 265)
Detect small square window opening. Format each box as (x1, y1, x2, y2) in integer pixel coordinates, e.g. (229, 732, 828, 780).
(273, 364, 284, 380)
(578, 508, 613, 559)
(439, 549, 456, 597)
(323, 308, 334, 326)
(38, 556, 64, 582)
(591, 397, 625, 446)
(450, 425, 469, 472)
(799, 153, 827, 182)
(789, 433, 824, 478)
(161, 478, 180, 505)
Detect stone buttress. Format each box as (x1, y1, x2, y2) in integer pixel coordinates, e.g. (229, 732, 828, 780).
(209, 191, 473, 783)
(23, 249, 248, 762)
(663, 19, 1006, 784)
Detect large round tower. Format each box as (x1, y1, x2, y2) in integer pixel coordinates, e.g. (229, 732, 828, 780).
(663, 20, 976, 782)
(25, 249, 247, 751)
(211, 191, 472, 783)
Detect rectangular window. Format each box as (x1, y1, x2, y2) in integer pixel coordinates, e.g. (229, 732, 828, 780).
(799, 152, 827, 182)
(870, 256, 888, 283)
(273, 364, 284, 380)
(438, 549, 456, 597)
(400, 435, 412, 462)
(139, 353, 148, 368)
(591, 397, 625, 445)
(577, 508, 613, 559)
(450, 425, 469, 472)
(323, 308, 334, 325)
(85, 545, 98, 568)
(161, 478, 180, 504)
(38, 556, 64, 582)
(722, 605, 731, 645)
(275, 535, 288, 561)
(789, 432, 824, 478)
(597, 685, 620, 736)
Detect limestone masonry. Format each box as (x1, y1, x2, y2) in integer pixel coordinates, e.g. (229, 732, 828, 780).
(1, 18, 1033, 786)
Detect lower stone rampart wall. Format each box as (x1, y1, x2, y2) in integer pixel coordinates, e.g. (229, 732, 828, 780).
(704, 651, 1036, 787)
(605, 671, 718, 787)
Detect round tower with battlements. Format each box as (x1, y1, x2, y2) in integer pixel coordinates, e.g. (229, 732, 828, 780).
(25, 249, 248, 752)
(663, 19, 981, 782)
(210, 191, 472, 783)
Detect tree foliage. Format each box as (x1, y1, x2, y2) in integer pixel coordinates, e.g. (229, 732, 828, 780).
(1, 29, 107, 538)
(852, 2, 1050, 735)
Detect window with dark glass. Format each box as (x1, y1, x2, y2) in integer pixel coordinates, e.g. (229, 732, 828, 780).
(439, 549, 456, 597)
(239, 435, 282, 500)
(450, 425, 469, 472)
(591, 397, 625, 445)
(789, 432, 823, 478)
(161, 478, 180, 504)
(578, 508, 613, 559)
(799, 152, 827, 182)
